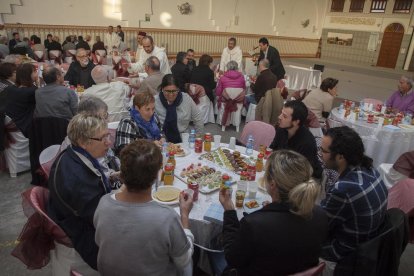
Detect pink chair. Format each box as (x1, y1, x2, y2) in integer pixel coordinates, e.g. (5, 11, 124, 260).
(239, 121, 276, 150)
(363, 98, 383, 106)
(289, 262, 326, 276)
(387, 178, 414, 243)
(11, 187, 73, 269)
(39, 145, 61, 180)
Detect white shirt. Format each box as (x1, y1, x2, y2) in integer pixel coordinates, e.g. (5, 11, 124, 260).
(104, 32, 120, 53)
(129, 45, 171, 75)
(83, 81, 131, 122)
(135, 44, 143, 62)
(220, 45, 243, 72)
(0, 29, 7, 39)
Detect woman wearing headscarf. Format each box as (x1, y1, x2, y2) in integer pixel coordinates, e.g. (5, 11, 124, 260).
(155, 74, 203, 143)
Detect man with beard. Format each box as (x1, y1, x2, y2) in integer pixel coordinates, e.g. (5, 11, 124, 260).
(129, 35, 171, 75)
(64, 48, 96, 89)
(319, 126, 388, 271)
(219, 37, 243, 74)
(269, 100, 322, 178)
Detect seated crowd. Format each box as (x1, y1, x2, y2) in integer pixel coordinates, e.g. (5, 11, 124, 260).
(0, 27, 412, 276)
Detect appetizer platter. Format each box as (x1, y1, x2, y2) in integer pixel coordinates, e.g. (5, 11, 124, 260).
(199, 147, 252, 174)
(243, 198, 263, 213)
(177, 162, 233, 194)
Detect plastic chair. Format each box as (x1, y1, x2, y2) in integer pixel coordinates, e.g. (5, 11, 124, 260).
(34, 50, 45, 62)
(290, 262, 325, 276)
(3, 115, 30, 177)
(363, 98, 383, 106)
(49, 50, 62, 64)
(39, 145, 61, 179)
(239, 121, 276, 150)
(217, 88, 245, 132)
(387, 178, 414, 243)
(11, 186, 73, 270)
(246, 103, 257, 123)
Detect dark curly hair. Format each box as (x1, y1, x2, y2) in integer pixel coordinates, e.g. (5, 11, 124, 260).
(284, 100, 308, 126)
(320, 78, 338, 92)
(120, 140, 162, 192)
(325, 126, 373, 169)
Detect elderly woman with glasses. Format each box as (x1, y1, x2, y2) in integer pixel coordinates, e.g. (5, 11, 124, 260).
(115, 90, 163, 154)
(48, 113, 112, 271)
(155, 74, 203, 143)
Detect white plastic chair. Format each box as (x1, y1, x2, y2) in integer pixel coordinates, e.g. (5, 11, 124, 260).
(246, 104, 257, 123)
(39, 145, 61, 179)
(3, 116, 31, 177)
(198, 95, 215, 124)
(34, 51, 44, 61)
(217, 88, 245, 132)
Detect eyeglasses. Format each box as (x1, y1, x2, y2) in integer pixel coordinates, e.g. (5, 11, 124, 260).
(89, 133, 111, 142)
(163, 89, 179, 94)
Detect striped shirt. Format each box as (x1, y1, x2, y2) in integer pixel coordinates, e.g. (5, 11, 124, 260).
(321, 166, 388, 261)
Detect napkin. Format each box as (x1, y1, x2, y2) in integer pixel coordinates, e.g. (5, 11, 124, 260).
(203, 203, 224, 225)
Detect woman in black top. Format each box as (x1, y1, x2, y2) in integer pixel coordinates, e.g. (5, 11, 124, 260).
(171, 51, 190, 92)
(190, 54, 216, 103)
(4, 63, 37, 137)
(219, 150, 328, 275)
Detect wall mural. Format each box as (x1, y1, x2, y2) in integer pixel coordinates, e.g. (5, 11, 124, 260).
(327, 32, 353, 46)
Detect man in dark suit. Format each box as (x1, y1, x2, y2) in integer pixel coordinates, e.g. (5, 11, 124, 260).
(8, 32, 21, 52)
(258, 37, 285, 81)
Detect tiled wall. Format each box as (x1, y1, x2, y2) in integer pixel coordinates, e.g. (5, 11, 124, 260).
(321, 28, 411, 69)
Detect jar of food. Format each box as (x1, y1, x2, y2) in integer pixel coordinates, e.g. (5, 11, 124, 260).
(240, 171, 248, 181)
(235, 190, 246, 208)
(163, 163, 174, 185)
(221, 174, 230, 188)
(195, 138, 203, 153)
(256, 153, 264, 172)
(259, 145, 265, 155)
(167, 151, 176, 168)
(247, 162, 256, 181)
(204, 133, 212, 152)
(188, 182, 199, 201)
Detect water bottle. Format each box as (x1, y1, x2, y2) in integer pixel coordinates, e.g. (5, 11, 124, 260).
(359, 100, 364, 111)
(338, 103, 344, 114)
(245, 135, 254, 156)
(189, 129, 196, 149)
(162, 142, 168, 156)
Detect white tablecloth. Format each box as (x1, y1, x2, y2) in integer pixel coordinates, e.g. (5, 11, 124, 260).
(285, 65, 322, 91)
(157, 143, 269, 272)
(329, 108, 414, 167)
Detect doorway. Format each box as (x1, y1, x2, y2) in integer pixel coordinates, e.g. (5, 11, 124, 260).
(377, 23, 404, 69)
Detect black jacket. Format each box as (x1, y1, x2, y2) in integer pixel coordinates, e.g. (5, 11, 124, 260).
(64, 61, 95, 89)
(171, 62, 190, 92)
(76, 40, 91, 51)
(251, 69, 278, 103)
(47, 41, 62, 51)
(4, 86, 36, 137)
(258, 45, 285, 80)
(270, 126, 323, 179)
(223, 202, 328, 275)
(48, 146, 110, 270)
(190, 65, 216, 102)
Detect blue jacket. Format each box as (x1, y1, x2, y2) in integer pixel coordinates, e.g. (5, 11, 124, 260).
(47, 146, 110, 270)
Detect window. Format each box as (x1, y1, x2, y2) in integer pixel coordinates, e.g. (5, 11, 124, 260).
(393, 0, 412, 13)
(371, 0, 387, 12)
(331, 0, 345, 12)
(350, 0, 365, 12)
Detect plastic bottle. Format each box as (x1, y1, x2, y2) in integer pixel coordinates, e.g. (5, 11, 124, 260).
(245, 135, 254, 156)
(360, 100, 365, 111)
(189, 129, 196, 149)
(338, 103, 344, 115)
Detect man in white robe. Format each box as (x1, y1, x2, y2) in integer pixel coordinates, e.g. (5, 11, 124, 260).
(219, 37, 243, 74)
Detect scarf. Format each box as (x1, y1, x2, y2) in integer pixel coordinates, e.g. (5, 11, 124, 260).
(130, 108, 161, 140)
(72, 145, 111, 192)
(159, 91, 183, 143)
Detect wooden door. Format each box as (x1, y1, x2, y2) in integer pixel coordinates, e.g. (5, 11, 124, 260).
(377, 23, 404, 69)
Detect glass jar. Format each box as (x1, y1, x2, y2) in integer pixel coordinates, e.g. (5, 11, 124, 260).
(204, 133, 212, 152)
(256, 153, 264, 172)
(163, 163, 174, 185)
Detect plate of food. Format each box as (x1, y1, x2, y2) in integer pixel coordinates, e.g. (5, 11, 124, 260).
(243, 198, 264, 213)
(167, 143, 188, 157)
(200, 148, 252, 174)
(177, 163, 233, 193)
(152, 186, 181, 205)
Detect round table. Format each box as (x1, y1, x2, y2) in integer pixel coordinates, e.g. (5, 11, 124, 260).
(329, 107, 414, 167)
(156, 143, 270, 273)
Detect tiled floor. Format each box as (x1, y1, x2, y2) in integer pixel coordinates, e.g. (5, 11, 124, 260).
(1, 57, 413, 275)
